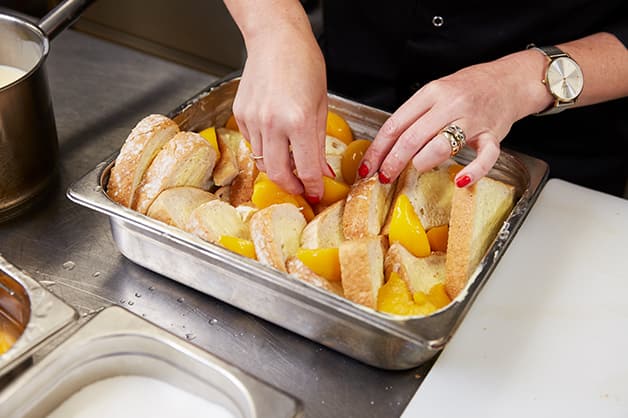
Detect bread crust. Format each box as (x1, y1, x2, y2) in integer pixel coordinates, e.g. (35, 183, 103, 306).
(249, 203, 306, 272)
(342, 176, 394, 240)
(339, 236, 388, 309)
(229, 132, 259, 207)
(445, 177, 515, 298)
(108, 114, 179, 207)
(133, 131, 218, 214)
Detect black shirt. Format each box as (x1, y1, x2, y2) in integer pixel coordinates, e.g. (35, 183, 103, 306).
(321, 0, 628, 196)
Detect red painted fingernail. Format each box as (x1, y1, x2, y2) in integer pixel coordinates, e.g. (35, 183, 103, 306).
(305, 194, 321, 205)
(378, 171, 391, 184)
(456, 175, 471, 188)
(326, 162, 336, 178)
(358, 162, 369, 178)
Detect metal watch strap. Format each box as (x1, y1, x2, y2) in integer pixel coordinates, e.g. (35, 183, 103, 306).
(532, 45, 576, 116)
(534, 45, 568, 59)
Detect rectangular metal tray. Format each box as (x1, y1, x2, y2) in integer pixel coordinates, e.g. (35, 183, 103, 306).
(67, 76, 548, 370)
(0, 254, 77, 379)
(0, 306, 300, 417)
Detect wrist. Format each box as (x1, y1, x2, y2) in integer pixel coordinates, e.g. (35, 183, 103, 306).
(498, 49, 555, 119)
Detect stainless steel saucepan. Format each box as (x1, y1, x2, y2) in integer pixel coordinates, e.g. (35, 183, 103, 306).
(0, 0, 95, 222)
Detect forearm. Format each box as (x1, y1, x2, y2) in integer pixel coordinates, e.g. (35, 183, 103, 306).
(500, 32, 628, 117)
(223, 0, 314, 48)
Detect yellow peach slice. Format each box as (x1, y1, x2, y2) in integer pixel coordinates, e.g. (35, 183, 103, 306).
(296, 247, 341, 282)
(219, 235, 257, 259)
(389, 194, 431, 257)
(426, 224, 449, 253)
(320, 176, 350, 207)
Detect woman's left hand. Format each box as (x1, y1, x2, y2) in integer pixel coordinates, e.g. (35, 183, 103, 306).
(359, 50, 551, 187)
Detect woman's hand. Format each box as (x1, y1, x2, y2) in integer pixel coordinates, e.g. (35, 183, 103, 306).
(230, 7, 332, 202)
(360, 50, 552, 187)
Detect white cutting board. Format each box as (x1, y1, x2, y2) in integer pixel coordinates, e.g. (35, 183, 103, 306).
(403, 179, 628, 418)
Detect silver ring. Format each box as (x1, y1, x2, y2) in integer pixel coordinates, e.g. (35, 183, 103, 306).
(250, 153, 264, 160)
(440, 124, 466, 156)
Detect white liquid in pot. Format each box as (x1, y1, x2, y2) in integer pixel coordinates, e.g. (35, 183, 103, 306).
(0, 64, 26, 88)
(46, 375, 237, 418)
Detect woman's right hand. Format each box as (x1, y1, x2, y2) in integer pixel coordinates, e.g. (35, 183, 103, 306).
(230, 4, 333, 202)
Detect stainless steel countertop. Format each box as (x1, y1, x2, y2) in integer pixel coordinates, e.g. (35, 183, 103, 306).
(0, 29, 431, 417)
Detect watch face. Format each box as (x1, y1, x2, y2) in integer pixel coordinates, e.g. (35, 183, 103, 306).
(546, 56, 584, 101)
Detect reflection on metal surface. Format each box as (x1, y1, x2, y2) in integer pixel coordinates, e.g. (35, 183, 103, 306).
(0, 306, 301, 418)
(67, 76, 549, 370)
(0, 255, 77, 378)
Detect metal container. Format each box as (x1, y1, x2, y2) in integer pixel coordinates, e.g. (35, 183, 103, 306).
(0, 254, 77, 378)
(67, 76, 549, 370)
(0, 0, 95, 222)
(0, 306, 301, 418)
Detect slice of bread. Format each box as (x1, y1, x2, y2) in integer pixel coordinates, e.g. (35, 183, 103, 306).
(133, 131, 218, 214)
(213, 128, 242, 186)
(146, 186, 216, 229)
(339, 236, 388, 309)
(384, 242, 446, 294)
(286, 256, 344, 296)
(300, 199, 345, 249)
(342, 176, 394, 240)
(445, 176, 515, 299)
(228, 130, 259, 207)
(249, 203, 306, 272)
(108, 114, 179, 207)
(325, 135, 347, 182)
(186, 199, 248, 243)
(382, 162, 454, 234)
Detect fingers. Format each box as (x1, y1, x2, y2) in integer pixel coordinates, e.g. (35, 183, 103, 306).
(263, 132, 304, 195)
(360, 90, 434, 178)
(453, 132, 501, 188)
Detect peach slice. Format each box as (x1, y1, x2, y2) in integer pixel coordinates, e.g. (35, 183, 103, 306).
(219, 235, 257, 260)
(426, 224, 449, 253)
(320, 176, 350, 207)
(296, 247, 341, 282)
(251, 177, 315, 221)
(389, 194, 431, 257)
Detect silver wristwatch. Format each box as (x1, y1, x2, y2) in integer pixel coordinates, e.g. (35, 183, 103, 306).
(533, 45, 584, 116)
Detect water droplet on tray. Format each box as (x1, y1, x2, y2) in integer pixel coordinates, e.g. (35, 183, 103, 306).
(94, 185, 103, 192)
(62, 261, 75, 270)
(177, 297, 185, 303)
(39, 280, 56, 287)
(185, 333, 196, 341)
(148, 286, 155, 291)
(93, 271, 101, 277)
(128, 300, 134, 306)
(209, 319, 218, 325)
(135, 292, 141, 298)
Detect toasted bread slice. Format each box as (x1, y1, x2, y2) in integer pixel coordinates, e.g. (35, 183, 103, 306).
(186, 199, 248, 243)
(286, 257, 344, 296)
(325, 135, 347, 182)
(301, 199, 345, 249)
(226, 129, 259, 206)
(384, 242, 446, 294)
(382, 162, 454, 234)
(133, 131, 218, 214)
(213, 128, 242, 186)
(250, 203, 306, 272)
(445, 176, 515, 299)
(343, 176, 394, 240)
(108, 114, 179, 207)
(339, 236, 388, 309)
(146, 186, 216, 229)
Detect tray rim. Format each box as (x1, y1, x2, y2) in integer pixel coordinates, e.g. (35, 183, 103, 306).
(66, 75, 549, 359)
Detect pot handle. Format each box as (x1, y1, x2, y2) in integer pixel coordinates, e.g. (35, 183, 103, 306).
(38, 0, 97, 40)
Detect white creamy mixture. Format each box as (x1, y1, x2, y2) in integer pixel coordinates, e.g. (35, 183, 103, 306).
(46, 375, 236, 418)
(0, 64, 26, 88)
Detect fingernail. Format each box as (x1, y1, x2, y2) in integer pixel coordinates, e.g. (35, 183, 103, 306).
(326, 162, 336, 178)
(358, 162, 369, 178)
(378, 171, 391, 184)
(305, 194, 321, 205)
(456, 175, 471, 188)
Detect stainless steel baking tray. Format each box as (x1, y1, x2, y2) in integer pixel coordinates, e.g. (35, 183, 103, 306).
(67, 76, 548, 370)
(0, 254, 77, 378)
(0, 306, 300, 418)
